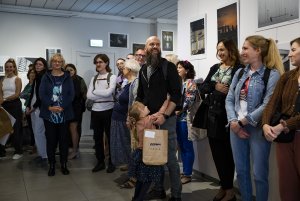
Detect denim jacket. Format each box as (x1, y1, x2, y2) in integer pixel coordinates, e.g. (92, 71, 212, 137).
(225, 64, 280, 127)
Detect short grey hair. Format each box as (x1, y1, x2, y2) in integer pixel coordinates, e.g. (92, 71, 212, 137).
(124, 59, 141, 73)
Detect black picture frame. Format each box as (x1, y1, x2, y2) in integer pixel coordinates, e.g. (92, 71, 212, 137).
(109, 33, 128, 48)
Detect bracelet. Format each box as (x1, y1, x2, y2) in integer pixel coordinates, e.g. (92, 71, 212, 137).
(238, 120, 244, 128)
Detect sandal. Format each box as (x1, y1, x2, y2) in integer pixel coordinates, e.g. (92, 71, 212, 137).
(181, 175, 192, 184)
(119, 178, 136, 189)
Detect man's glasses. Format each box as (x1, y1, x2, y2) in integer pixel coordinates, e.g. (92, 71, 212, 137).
(135, 54, 146, 58)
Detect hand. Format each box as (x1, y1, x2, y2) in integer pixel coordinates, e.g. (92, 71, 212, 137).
(230, 121, 240, 134)
(25, 107, 35, 115)
(263, 124, 277, 141)
(215, 82, 229, 94)
(230, 121, 250, 139)
(236, 128, 250, 139)
(151, 113, 166, 126)
(49, 106, 63, 113)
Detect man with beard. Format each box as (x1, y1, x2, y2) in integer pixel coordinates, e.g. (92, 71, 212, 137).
(136, 36, 182, 201)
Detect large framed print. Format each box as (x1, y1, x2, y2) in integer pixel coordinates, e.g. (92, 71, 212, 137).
(217, 0, 239, 46)
(109, 33, 128, 48)
(16, 57, 38, 72)
(257, 0, 299, 30)
(0, 56, 10, 76)
(190, 14, 206, 59)
(132, 43, 145, 53)
(46, 48, 62, 66)
(161, 31, 173, 51)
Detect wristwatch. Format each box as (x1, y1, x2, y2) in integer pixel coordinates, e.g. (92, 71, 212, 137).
(238, 120, 244, 128)
(163, 113, 170, 119)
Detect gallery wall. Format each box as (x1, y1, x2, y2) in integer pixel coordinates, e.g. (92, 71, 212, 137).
(178, 0, 300, 200)
(0, 12, 177, 135)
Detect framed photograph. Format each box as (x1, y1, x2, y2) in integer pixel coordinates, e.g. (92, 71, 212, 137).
(46, 48, 62, 65)
(16, 57, 38, 73)
(0, 56, 10, 75)
(257, 0, 299, 30)
(162, 31, 174, 51)
(109, 33, 128, 48)
(190, 14, 206, 59)
(132, 43, 145, 53)
(217, 0, 239, 46)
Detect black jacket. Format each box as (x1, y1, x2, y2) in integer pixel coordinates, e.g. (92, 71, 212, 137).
(136, 58, 181, 115)
(199, 63, 243, 139)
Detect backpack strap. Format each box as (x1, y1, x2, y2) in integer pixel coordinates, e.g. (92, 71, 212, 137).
(261, 68, 271, 102)
(92, 73, 99, 91)
(162, 60, 168, 81)
(107, 72, 113, 87)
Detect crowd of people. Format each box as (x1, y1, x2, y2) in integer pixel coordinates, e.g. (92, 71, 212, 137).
(1, 35, 300, 201)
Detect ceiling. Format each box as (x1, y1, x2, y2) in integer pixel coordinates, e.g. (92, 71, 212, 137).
(0, 0, 178, 21)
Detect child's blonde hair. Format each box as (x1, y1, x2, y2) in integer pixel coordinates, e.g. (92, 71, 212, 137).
(128, 101, 145, 126)
(128, 101, 145, 149)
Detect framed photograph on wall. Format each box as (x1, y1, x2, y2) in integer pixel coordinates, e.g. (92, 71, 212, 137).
(257, 0, 299, 30)
(132, 43, 145, 53)
(16, 57, 38, 73)
(162, 31, 174, 51)
(46, 48, 62, 65)
(109, 33, 128, 48)
(217, 0, 239, 46)
(0, 56, 10, 76)
(190, 14, 206, 59)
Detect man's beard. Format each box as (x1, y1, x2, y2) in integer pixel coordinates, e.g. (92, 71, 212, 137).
(146, 50, 161, 68)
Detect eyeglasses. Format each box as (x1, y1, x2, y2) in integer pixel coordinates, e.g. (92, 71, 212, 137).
(53, 60, 62, 64)
(135, 54, 146, 58)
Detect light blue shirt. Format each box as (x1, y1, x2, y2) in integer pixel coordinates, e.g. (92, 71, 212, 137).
(225, 64, 280, 127)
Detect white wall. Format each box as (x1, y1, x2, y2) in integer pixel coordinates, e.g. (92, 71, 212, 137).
(178, 0, 300, 200)
(0, 12, 177, 135)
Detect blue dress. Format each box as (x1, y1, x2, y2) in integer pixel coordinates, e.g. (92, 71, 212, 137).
(110, 83, 131, 166)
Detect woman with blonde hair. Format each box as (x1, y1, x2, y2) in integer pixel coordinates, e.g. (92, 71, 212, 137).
(225, 35, 284, 201)
(39, 53, 74, 176)
(0, 58, 23, 159)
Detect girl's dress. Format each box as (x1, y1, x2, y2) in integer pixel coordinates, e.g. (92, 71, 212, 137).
(128, 116, 163, 183)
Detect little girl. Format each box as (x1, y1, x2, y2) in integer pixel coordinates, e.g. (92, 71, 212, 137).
(127, 100, 168, 201)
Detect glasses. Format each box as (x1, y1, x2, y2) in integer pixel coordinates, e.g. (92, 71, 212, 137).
(53, 60, 62, 64)
(135, 54, 146, 58)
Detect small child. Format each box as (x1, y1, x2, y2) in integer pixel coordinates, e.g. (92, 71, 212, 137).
(127, 100, 168, 201)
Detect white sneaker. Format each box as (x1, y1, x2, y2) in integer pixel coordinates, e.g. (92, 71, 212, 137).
(12, 154, 23, 160)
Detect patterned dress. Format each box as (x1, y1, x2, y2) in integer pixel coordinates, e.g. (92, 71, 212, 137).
(128, 116, 163, 182)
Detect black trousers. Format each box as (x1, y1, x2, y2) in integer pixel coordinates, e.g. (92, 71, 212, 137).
(208, 136, 235, 190)
(91, 109, 113, 164)
(2, 99, 23, 154)
(44, 120, 68, 164)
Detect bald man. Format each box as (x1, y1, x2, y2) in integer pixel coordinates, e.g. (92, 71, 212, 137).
(136, 36, 182, 201)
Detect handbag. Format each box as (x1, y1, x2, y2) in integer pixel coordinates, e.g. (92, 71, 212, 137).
(0, 107, 15, 139)
(187, 92, 207, 141)
(142, 129, 168, 165)
(192, 97, 209, 129)
(85, 99, 94, 111)
(270, 111, 295, 143)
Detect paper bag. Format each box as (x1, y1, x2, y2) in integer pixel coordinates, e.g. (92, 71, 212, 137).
(0, 107, 15, 139)
(143, 129, 168, 165)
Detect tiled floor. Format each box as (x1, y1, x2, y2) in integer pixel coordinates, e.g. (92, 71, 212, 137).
(0, 136, 239, 201)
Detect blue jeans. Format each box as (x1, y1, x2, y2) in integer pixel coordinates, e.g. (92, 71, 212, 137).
(155, 115, 182, 198)
(176, 120, 194, 176)
(230, 125, 271, 201)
